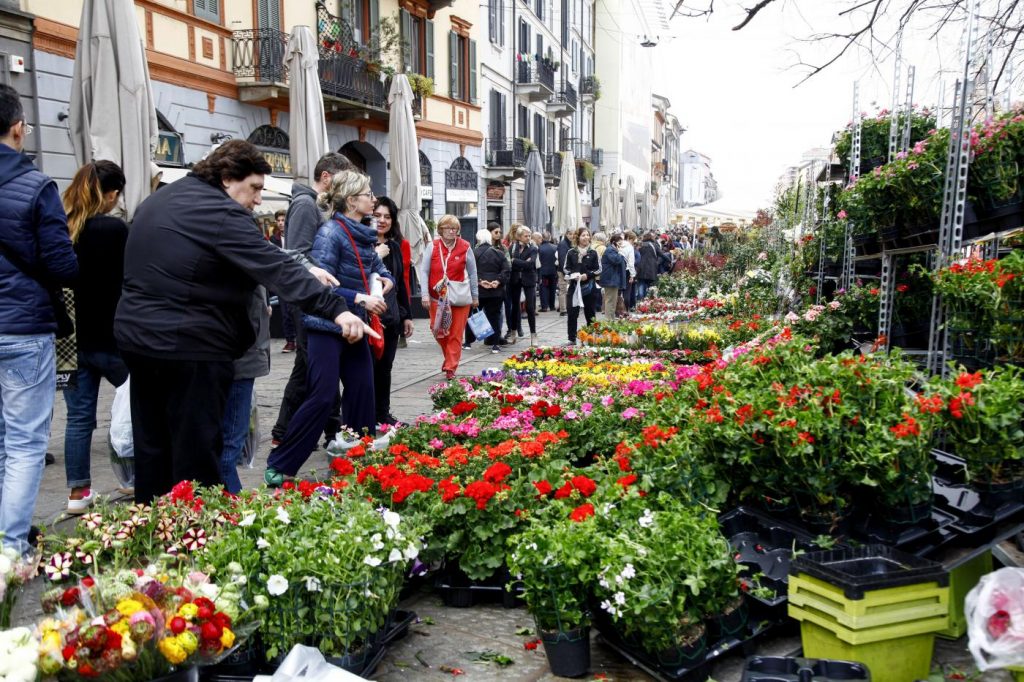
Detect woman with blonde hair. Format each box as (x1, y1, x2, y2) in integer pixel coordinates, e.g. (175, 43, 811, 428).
(507, 224, 540, 345)
(417, 214, 478, 378)
(60, 160, 127, 512)
(266, 170, 392, 485)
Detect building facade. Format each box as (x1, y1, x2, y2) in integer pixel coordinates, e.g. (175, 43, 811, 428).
(679, 149, 718, 207)
(19, 0, 483, 227)
(478, 0, 597, 233)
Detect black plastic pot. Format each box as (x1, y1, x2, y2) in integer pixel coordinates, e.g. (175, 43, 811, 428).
(706, 596, 749, 643)
(540, 626, 591, 678)
(741, 655, 870, 681)
(975, 477, 1024, 510)
(154, 668, 199, 682)
(653, 623, 707, 668)
(852, 234, 880, 257)
(790, 544, 948, 600)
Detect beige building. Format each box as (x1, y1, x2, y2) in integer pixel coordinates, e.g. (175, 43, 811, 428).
(17, 0, 484, 223)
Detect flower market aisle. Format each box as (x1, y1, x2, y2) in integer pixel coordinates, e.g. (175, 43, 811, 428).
(13, 297, 1019, 682)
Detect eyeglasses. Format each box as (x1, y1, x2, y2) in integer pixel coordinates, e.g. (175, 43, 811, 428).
(21, 121, 32, 136)
(355, 191, 375, 199)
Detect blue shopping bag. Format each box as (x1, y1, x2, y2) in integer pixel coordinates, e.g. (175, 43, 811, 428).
(467, 308, 494, 339)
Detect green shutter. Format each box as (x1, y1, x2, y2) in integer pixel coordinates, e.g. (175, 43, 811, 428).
(448, 31, 459, 98)
(194, 0, 220, 22)
(468, 39, 477, 104)
(369, 0, 379, 32)
(426, 20, 435, 79)
(400, 9, 413, 73)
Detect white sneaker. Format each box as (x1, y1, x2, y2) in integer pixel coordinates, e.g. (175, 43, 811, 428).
(67, 489, 95, 514)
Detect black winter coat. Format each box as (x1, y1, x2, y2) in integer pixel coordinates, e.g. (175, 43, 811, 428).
(473, 244, 510, 300)
(636, 240, 660, 281)
(508, 242, 538, 287)
(115, 174, 348, 362)
(564, 247, 600, 297)
(538, 241, 558, 276)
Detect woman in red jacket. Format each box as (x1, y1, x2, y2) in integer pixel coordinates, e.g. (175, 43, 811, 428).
(416, 214, 479, 379)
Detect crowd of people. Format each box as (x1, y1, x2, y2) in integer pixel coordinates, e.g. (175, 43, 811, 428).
(0, 74, 701, 555)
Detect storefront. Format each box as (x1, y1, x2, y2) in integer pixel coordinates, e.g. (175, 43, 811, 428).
(419, 151, 434, 226)
(445, 157, 478, 218)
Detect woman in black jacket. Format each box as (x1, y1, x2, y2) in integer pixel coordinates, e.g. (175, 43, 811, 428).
(372, 196, 413, 424)
(564, 228, 600, 345)
(61, 160, 128, 513)
(507, 224, 540, 345)
(473, 228, 511, 354)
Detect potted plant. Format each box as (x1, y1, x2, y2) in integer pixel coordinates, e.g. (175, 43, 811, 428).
(969, 115, 1024, 220)
(406, 73, 435, 99)
(932, 365, 1024, 497)
(833, 107, 936, 175)
(508, 518, 598, 677)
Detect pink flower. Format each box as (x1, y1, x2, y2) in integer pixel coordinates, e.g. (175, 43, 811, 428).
(428, 438, 444, 449)
(836, 210, 847, 220)
(621, 407, 642, 419)
(601, 395, 614, 407)
(785, 312, 799, 322)
(580, 402, 593, 415)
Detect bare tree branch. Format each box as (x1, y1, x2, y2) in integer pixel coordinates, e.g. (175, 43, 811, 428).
(732, 0, 782, 30)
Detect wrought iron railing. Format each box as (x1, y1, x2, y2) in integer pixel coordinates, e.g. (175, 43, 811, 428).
(562, 82, 577, 109)
(544, 151, 562, 177)
(560, 137, 592, 161)
(516, 61, 555, 92)
(315, 1, 387, 110)
(580, 75, 598, 97)
(485, 138, 528, 168)
(316, 1, 359, 56)
(232, 28, 289, 84)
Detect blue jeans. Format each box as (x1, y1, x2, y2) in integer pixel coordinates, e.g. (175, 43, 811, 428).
(62, 350, 129, 488)
(220, 378, 255, 494)
(0, 334, 56, 555)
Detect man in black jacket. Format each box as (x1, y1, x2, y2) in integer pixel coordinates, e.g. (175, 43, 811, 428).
(271, 152, 353, 447)
(115, 140, 371, 503)
(537, 231, 558, 312)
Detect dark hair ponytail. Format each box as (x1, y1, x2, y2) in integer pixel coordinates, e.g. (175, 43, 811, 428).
(62, 160, 126, 242)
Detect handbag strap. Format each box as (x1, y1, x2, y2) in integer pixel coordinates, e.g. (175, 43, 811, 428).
(336, 218, 371, 295)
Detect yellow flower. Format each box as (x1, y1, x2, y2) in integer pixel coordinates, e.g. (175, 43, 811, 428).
(121, 634, 138, 662)
(177, 602, 199, 620)
(158, 637, 187, 665)
(40, 630, 62, 651)
(177, 630, 199, 655)
(116, 598, 144, 617)
(111, 620, 130, 637)
(219, 628, 235, 649)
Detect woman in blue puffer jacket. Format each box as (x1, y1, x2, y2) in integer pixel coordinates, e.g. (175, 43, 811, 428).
(266, 170, 393, 485)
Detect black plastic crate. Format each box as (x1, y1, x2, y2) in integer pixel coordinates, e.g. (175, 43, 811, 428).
(790, 544, 948, 599)
(931, 450, 1024, 539)
(741, 655, 870, 681)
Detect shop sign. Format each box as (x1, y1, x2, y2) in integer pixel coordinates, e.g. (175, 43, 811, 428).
(486, 184, 505, 201)
(154, 131, 184, 166)
(259, 148, 292, 176)
(446, 188, 477, 203)
(420, 185, 433, 201)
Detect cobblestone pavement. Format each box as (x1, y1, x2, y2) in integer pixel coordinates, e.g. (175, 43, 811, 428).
(16, 308, 1002, 680)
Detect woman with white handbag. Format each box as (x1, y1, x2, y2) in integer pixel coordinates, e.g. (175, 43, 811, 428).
(417, 214, 479, 379)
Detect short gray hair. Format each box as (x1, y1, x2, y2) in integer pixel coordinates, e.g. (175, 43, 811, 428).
(476, 229, 492, 246)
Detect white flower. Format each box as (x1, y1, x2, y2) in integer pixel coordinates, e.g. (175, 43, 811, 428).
(0, 554, 11, 576)
(388, 548, 404, 563)
(620, 563, 636, 580)
(304, 576, 322, 592)
(614, 591, 626, 606)
(370, 533, 385, 551)
(638, 509, 654, 528)
(266, 574, 288, 596)
(275, 507, 291, 525)
(599, 599, 622, 618)
(598, 576, 611, 590)
(382, 510, 401, 528)
(239, 513, 256, 527)
(256, 538, 271, 549)
(363, 555, 382, 567)
(403, 543, 420, 560)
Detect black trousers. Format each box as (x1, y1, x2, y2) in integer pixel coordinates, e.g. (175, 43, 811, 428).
(122, 351, 233, 503)
(567, 285, 598, 342)
(272, 306, 342, 441)
(508, 281, 537, 334)
(539, 275, 557, 310)
(373, 323, 401, 422)
(480, 297, 504, 344)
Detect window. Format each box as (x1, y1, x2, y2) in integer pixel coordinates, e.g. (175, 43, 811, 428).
(193, 0, 220, 23)
(519, 19, 530, 54)
(518, 104, 529, 138)
(342, 0, 380, 46)
(533, 112, 544, 152)
(401, 11, 435, 77)
(490, 89, 507, 142)
(448, 32, 477, 103)
(536, 34, 543, 60)
(489, 0, 505, 46)
(535, 0, 544, 21)
(546, 121, 555, 157)
(255, 0, 278, 29)
(560, 0, 568, 46)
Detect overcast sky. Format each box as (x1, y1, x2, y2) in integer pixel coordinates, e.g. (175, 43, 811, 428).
(644, 0, 1021, 210)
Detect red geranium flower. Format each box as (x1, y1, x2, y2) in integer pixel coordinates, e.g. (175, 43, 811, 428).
(524, 638, 541, 650)
(532, 480, 553, 496)
(617, 474, 637, 488)
(463, 480, 498, 509)
(483, 462, 512, 483)
(553, 482, 573, 499)
(571, 475, 597, 497)
(330, 457, 355, 476)
(569, 503, 595, 522)
(955, 371, 983, 390)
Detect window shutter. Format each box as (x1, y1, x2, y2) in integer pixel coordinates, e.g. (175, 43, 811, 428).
(369, 0, 379, 32)
(400, 9, 413, 73)
(425, 20, 435, 79)
(468, 39, 477, 104)
(498, 0, 505, 46)
(499, 92, 507, 139)
(488, 0, 496, 43)
(537, 34, 543, 60)
(194, 0, 220, 22)
(448, 31, 459, 99)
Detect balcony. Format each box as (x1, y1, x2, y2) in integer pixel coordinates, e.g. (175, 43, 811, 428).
(484, 138, 529, 179)
(516, 61, 555, 101)
(580, 76, 599, 104)
(546, 83, 577, 117)
(560, 137, 592, 162)
(314, 2, 389, 118)
(232, 28, 289, 104)
(544, 151, 562, 181)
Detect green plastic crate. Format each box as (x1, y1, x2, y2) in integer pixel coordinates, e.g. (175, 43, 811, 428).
(937, 551, 992, 640)
(794, 615, 937, 682)
(788, 573, 950, 632)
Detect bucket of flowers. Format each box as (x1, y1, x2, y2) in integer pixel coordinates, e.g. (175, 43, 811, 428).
(0, 542, 38, 628)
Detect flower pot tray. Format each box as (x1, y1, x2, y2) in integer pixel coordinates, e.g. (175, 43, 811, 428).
(434, 564, 525, 608)
(931, 450, 1024, 540)
(326, 638, 387, 678)
(380, 609, 417, 645)
(848, 506, 957, 549)
(595, 612, 783, 682)
(719, 507, 838, 615)
(740, 655, 870, 681)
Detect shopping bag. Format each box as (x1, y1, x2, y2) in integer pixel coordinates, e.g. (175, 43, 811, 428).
(240, 387, 260, 468)
(467, 308, 494, 339)
(109, 378, 133, 458)
(572, 281, 584, 308)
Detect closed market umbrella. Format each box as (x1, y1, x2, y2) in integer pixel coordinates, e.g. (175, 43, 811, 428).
(623, 176, 639, 231)
(524, 148, 547, 233)
(286, 26, 328, 187)
(553, 150, 581, 239)
(656, 184, 670, 230)
(388, 75, 431, 268)
(598, 173, 611, 230)
(69, 0, 157, 221)
(609, 173, 620, 230)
